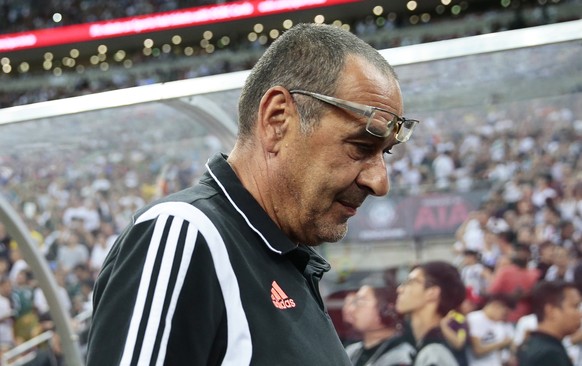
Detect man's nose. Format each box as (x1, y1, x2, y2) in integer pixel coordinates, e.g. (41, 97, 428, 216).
(356, 154, 389, 197)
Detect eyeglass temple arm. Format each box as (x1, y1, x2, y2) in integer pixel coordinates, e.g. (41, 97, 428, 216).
(291, 90, 375, 118)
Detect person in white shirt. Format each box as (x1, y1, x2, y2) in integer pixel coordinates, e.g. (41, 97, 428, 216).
(513, 313, 537, 349)
(432, 149, 455, 190)
(0, 276, 14, 351)
(460, 249, 487, 297)
(33, 269, 72, 317)
(89, 231, 116, 273)
(467, 293, 515, 366)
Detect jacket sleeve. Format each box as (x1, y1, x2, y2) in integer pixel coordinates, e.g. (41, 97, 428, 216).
(86, 205, 228, 365)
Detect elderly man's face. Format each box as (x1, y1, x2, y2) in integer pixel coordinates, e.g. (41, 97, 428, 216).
(274, 56, 403, 245)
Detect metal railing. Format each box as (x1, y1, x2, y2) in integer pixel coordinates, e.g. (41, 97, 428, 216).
(1, 309, 92, 366)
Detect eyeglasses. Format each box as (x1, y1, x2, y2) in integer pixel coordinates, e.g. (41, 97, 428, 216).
(290, 89, 419, 142)
(400, 277, 434, 288)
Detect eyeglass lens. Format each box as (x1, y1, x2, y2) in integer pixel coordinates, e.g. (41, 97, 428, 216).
(367, 111, 418, 142)
(366, 109, 397, 138)
(396, 119, 418, 142)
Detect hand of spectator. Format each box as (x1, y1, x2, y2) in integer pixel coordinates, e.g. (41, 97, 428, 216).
(501, 337, 513, 349)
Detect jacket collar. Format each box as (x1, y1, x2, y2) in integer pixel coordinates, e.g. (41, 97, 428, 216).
(204, 153, 300, 255)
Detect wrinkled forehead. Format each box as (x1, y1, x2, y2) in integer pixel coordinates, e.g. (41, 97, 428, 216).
(336, 56, 402, 114)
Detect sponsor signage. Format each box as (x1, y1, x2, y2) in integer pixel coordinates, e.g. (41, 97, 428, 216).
(0, 0, 360, 52)
(344, 190, 487, 242)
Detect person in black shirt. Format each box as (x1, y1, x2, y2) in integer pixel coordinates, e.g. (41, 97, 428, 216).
(86, 23, 420, 365)
(517, 280, 582, 366)
(0, 223, 12, 268)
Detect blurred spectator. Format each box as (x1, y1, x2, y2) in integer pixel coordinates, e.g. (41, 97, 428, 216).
(559, 220, 582, 252)
(0, 257, 10, 280)
(466, 293, 515, 366)
(8, 247, 28, 286)
(341, 291, 359, 346)
(29, 312, 63, 366)
(512, 312, 537, 350)
(396, 261, 465, 366)
(432, 147, 455, 191)
(485, 218, 515, 259)
(11, 269, 38, 344)
(535, 240, 557, 280)
(488, 246, 541, 323)
(545, 246, 576, 282)
(0, 223, 12, 266)
(33, 268, 72, 318)
(88, 224, 116, 274)
(535, 206, 562, 245)
(440, 299, 472, 366)
(0, 275, 14, 353)
(454, 209, 490, 263)
(532, 174, 558, 210)
(517, 281, 582, 366)
(460, 249, 488, 297)
(56, 230, 89, 273)
(73, 278, 94, 315)
(345, 284, 414, 365)
(68, 264, 92, 315)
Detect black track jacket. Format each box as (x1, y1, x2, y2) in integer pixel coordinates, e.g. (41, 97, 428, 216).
(86, 153, 351, 366)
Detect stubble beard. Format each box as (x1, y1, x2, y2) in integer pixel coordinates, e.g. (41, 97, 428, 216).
(302, 215, 349, 246)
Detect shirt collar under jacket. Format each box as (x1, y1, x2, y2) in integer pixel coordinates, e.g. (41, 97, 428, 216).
(204, 153, 331, 270)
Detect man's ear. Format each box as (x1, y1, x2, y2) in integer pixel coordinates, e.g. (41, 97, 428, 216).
(544, 303, 558, 322)
(257, 86, 297, 153)
(426, 286, 441, 305)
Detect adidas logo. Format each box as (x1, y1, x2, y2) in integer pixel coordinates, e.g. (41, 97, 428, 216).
(271, 281, 296, 309)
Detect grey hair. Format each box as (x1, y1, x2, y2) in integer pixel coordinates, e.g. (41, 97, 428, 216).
(237, 23, 397, 140)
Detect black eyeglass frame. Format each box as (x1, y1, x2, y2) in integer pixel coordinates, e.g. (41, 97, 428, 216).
(289, 89, 419, 142)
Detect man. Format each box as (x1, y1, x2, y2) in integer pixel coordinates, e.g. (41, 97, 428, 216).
(0, 276, 14, 353)
(488, 244, 540, 323)
(396, 261, 465, 366)
(517, 281, 582, 366)
(460, 249, 486, 297)
(345, 284, 415, 365)
(86, 23, 419, 365)
(466, 294, 514, 366)
(545, 245, 575, 282)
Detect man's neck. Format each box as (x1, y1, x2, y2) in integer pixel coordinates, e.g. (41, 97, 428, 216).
(410, 308, 441, 344)
(228, 144, 274, 220)
(362, 327, 396, 349)
(537, 322, 563, 341)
